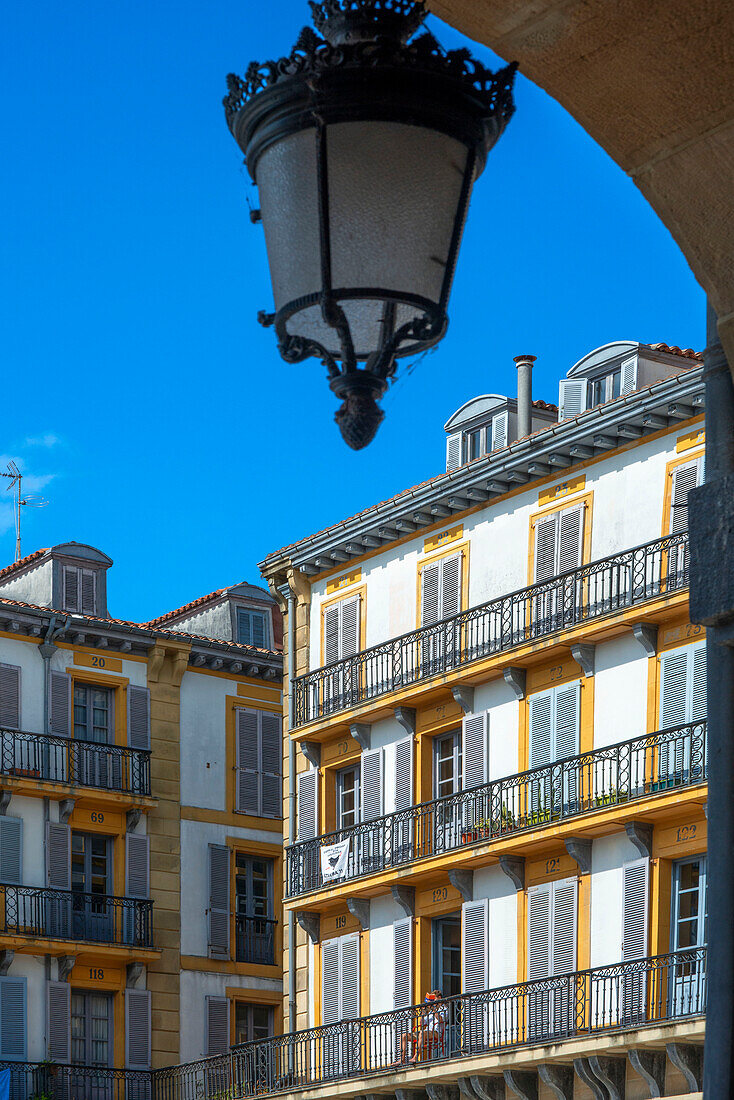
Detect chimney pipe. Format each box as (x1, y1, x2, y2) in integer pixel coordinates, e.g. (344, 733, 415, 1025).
(514, 354, 536, 440)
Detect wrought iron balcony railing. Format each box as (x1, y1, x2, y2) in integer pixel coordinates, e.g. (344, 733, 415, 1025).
(0, 1062, 153, 1100)
(0, 728, 151, 797)
(0, 885, 153, 948)
(236, 914, 277, 965)
(295, 531, 690, 726)
(286, 719, 707, 898)
(152, 948, 706, 1099)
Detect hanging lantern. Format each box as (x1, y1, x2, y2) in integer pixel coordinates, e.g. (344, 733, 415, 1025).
(224, 0, 517, 449)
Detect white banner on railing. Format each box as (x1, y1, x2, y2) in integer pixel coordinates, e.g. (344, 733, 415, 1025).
(321, 839, 351, 883)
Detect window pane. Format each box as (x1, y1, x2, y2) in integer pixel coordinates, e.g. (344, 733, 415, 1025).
(468, 430, 482, 461)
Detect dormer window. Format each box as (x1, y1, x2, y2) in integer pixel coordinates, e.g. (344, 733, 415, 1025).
(62, 565, 98, 616)
(236, 607, 271, 649)
(446, 411, 509, 471)
(589, 369, 621, 407)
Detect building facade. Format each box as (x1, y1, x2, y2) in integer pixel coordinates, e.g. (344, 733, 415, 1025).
(0, 546, 283, 1094)
(253, 341, 707, 1099)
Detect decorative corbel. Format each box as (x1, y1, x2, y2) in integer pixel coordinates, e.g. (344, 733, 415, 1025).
(120, 640, 133, 653)
(571, 643, 595, 678)
(498, 856, 525, 891)
(470, 1077, 505, 1100)
(96, 635, 109, 649)
(632, 623, 658, 657)
(447, 869, 473, 902)
(391, 885, 415, 917)
(625, 821, 653, 859)
(0, 791, 11, 817)
(0, 951, 14, 976)
(126, 962, 144, 988)
(301, 741, 321, 768)
(394, 708, 416, 736)
(573, 1060, 606, 1100)
(172, 649, 190, 686)
(427, 1087, 460, 1100)
(565, 837, 592, 875)
(230, 661, 243, 674)
(346, 898, 370, 931)
(350, 723, 371, 750)
(666, 1043, 703, 1092)
(193, 654, 207, 667)
(57, 955, 76, 982)
(451, 686, 475, 715)
(628, 1049, 666, 1097)
(59, 799, 75, 825)
(296, 911, 320, 945)
(588, 1056, 626, 1100)
(503, 1070, 537, 1100)
(503, 667, 526, 701)
(126, 807, 143, 833)
(247, 664, 261, 678)
(458, 1080, 478, 1100)
(538, 1065, 574, 1100)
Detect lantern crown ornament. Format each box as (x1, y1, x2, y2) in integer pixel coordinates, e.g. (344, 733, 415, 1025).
(224, 0, 517, 449)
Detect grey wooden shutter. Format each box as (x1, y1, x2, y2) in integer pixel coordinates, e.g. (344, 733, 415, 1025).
(80, 569, 97, 616)
(340, 933, 360, 1020)
(660, 649, 689, 728)
(462, 712, 488, 791)
(622, 859, 649, 961)
(530, 691, 554, 769)
(322, 939, 340, 1025)
(491, 411, 509, 450)
(325, 605, 340, 665)
(47, 981, 70, 1062)
(46, 822, 70, 889)
(462, 899, 488, 993)
(0, 817, 22, 885)
(534, 514, 558, 582)
(49, 671, 71, 737)
(207, 996, 230, 1056)
(236, 709, 260, 815)
(126, 834, 150, 898)
(528, 884, 551, 981)
(62, 566, 79, 613)
(208, 844, 231, 960)
(0, 664, 20, 730)
(620, 356, 638, 395)
(361, 748, 383, 822)
(558, 379, 588, 421)
(691, 644, 707, 721)
(393, 917, 413, 1009)
(297, 769, 318, 840)
(551, 879, 577, 975)
(340, 597, 360, 659)
(127, 686, 151, 750)
(125, 988, 151, 1070)
(0, 977, 26, 1060)
(441, 554, 461, 619)
(558, 506, 584, 574)
(261, 712, 283, 819)
(554, 683, 580, 760)
(421, 561, 441, 626)
(446, 433, 462, 471)
(394, 738, 413, 811)
(670, 461, 700, 534)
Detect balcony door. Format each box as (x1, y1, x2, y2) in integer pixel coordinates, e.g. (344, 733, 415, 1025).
(235, 854, 274, 965)
(658, 643, 706, 787)
(432, 913, 461, 998)
(73, 684, 117, 789)
(527, 878, 577, 1041)
(671, 856, 707, 1016)
(321, 934, 360, 1077)
(420, 554, 461, 676)
(71, 989, 113, 1099)
(433, 730, 463, 851)
(71, 832, 112, 943)
(528, 684, 580, 822)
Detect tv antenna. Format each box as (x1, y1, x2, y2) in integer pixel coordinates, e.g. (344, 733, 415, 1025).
(1, 461, 49, 562)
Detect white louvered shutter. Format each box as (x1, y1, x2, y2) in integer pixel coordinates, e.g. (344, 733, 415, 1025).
(208, 844, 230, 960)
(341, 934, 360, 1020)
(622, 859, 649, 961)
(528, 885, 551, 981)
(47, 981, 70, 1062)
(261, 712, 282, 818)
(462, 712, 488, 791)
(441, 554, 461, 619)
(393, 918, 413, 1009)
(48, 671, 71, 737)
(670, 461, 700, 534)
(551, 879, 577, 975)
(298, 769, 318, 840)
(621, 356, 638, 395)
(530, 691, 554, 770)
(322, 939, 340, 1025)
(46, 822, 70, 889)
(236, 709, 260, 815)
(361, 749, 383, 822)
(0, 817, 22, 885)
(462, 899, 488, 993)
(491, 411, 509, 450)
(534, 514, 558, 583)
(446, 433, 462, 472)
(554, 683, 580, 760)
(127, 686, 150, 750)
(0, 664, 20, 730)
(559, 379, 588, 421)
(325, 605, 340, 665)
(80, 569, 96, 615)
(660, 649, 689, 729)
(558, 506, 584, 574)
(421, 562, 441, 626)
(126, 989, 151, 1070)
(394, 738, 413, 812)
(126, 834, 150, 898)
(62, 566, 79, 613)
(341, 597, 360, 659)
(691, 645, 707, 721)
(0, 977, 26, 1060)
(207, 996, 230, 1056)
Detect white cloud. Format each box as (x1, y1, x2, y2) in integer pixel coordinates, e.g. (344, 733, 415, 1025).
(25, 434, 60, 448)
(0, 502, 15, 537)
(23, 473, 55, 492)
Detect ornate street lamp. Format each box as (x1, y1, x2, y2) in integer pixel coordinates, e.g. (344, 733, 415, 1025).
(224, 0, 517, 449)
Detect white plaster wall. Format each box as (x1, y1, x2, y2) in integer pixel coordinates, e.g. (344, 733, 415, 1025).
(179, 819, 281, 957)
(172, 602, 233, 642)
(473, 865, 518, 989)
(368, 894, 404, 1014)
(593, 636, 650, 748)
(8, 795, 46, 887)
(179, 670, 236, 810)
(0, 637, 45, 733)
(589, 832, 643, 968)
(179, 969, 282, 1063)
(473, 679, 519, 781)
(0, 560, 53, 606)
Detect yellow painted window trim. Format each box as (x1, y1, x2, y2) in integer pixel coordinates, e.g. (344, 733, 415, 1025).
(66, 667, 130, 748)
(661, 448, 704, 537)
(415, 540, 470, 629)
(319, 585, 367, 667)
(527, 491, 594, 586)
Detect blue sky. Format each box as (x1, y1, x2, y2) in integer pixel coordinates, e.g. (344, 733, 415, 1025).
(1, 1, 704, 623)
